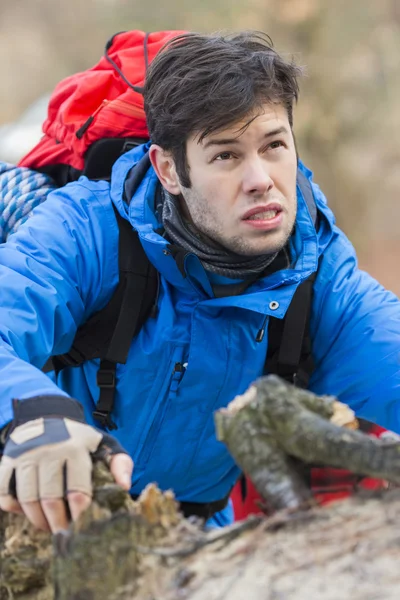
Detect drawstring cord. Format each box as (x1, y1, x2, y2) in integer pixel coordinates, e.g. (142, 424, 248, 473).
(104, 31, 150, 94)
(256, 314, 268, 343)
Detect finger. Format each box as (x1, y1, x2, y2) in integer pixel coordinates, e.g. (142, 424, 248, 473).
(39, 459, 64, 498)
(65, 451, 93, 496)
(16, 463, 51, 531)
(0, 495, 24, 514)
(64, 451, 93, 520)
(16, 462, 39, 503)
(67, 491, 92, 521)
(0, 457, 14, 496)
(37, 458, 68, 533)
(20, 500, 51, 532)
(40, 498, 68, 533)
(14, 463, 51, 531)
(110, 453, 133, 490)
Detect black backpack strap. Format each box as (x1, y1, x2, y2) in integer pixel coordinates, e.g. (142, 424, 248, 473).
(46, 207, 158, 430)
(265, 271, 316, 389)
(37, 137, 148, 186)
(264, 171, 319, 389)
(297, 169, 317, 225)
(82, 137, 148, 181)
(104, 209, 158, 363)
(40, 137, 156, 429)
(93, 359, 119, 430)
(93, 209, 158, 429)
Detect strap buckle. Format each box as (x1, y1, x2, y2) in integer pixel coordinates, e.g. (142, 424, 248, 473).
(92, 410, 117, 431)
(96, 369, 116, 389)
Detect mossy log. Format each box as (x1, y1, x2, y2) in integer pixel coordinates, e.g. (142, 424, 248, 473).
(215, 375, 400, 511)
(2, 375, 400, 599)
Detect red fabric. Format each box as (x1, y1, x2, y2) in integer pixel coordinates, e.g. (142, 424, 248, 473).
(19, 30, 186, 171)
(232, 423, 388, 521)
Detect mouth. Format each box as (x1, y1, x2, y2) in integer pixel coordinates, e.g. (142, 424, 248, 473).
(241, 204, 283, 230)
(242, 204, 282, 221)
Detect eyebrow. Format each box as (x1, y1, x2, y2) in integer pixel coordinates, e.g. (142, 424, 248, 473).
(203, 126, 289, 149)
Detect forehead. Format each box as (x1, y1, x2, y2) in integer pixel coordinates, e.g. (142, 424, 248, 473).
(193, 103, 291, 146)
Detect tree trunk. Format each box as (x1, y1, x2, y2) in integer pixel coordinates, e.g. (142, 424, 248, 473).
(2, 376, 400, 600)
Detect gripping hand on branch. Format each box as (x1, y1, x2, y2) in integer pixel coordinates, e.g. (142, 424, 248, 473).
(0, 395, 133, 532)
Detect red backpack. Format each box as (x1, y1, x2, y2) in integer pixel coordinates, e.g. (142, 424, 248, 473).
(19, 30, 185, 174)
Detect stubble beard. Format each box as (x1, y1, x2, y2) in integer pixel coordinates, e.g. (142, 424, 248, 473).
(180, 189, 297, 257)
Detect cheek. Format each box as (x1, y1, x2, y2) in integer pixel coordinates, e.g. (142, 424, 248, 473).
(192, 174, 219, 197)
(202, 190, 234, 223)
(278, 163, 297, 198)
(184, 167, 239, 225)
(180, 186, 215, 225)
(188, 180, 226, 214)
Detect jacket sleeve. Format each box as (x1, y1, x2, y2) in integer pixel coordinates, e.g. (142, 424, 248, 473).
(0, 181, 119, 428)
(309, 225, 400, 432)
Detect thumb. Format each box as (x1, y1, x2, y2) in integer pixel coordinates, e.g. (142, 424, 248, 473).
(109, 453, 134, 490)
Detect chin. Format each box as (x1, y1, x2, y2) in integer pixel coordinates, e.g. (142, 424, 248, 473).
(246, 246, 283, 257)
(225, 242, 284, 257)
(246, 236, 289, 257)
(215, 228, 291, 257)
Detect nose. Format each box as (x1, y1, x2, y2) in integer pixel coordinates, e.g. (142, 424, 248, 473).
(242, 157, 274, 196)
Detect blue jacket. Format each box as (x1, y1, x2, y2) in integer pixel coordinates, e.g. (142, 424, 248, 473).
(0, 144, 400, 506)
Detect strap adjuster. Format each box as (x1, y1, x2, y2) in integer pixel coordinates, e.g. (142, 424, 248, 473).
(92, 410, 117, 431)
(292, 367, 310, 389)
(96, 370, 116, 388)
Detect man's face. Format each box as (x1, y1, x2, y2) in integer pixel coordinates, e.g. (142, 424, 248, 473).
(178, 104, 298, 256)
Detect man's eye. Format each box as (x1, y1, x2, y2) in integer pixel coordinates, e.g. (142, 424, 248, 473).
(269, 140, 284, 150)
(214, 152, 233, 161)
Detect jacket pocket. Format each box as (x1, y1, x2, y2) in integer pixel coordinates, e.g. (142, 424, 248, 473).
(134, 345, 186, 468)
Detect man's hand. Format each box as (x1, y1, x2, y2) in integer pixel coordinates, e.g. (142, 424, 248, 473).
(0, 395, 133, 533)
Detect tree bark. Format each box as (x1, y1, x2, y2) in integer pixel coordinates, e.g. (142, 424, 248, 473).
(2, 375, 400, 600)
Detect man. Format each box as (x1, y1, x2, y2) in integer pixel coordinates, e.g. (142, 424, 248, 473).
(0, 31, 399, 533)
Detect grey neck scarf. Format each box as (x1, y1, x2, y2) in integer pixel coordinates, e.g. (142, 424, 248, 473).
(161, 190, 279, 279)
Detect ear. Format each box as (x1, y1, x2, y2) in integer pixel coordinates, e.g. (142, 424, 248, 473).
(149, 144, 181, 195)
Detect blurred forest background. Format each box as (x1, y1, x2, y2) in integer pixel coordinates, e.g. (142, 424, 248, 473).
(0, 0, 399, 293)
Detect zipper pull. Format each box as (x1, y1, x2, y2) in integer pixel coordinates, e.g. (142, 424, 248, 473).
(170, 362, 187, 396)
(76, 100, 109, 139)
(172, 362, 187, 375)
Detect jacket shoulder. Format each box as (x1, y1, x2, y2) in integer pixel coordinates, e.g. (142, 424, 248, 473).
(12, 177, 120, 319)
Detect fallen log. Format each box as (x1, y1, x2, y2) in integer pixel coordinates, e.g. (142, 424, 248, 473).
(2, 376, 400, 600)
(215, 376, 400, 510)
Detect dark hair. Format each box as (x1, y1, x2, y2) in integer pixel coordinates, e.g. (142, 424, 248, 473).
(144, 31, 303, 187)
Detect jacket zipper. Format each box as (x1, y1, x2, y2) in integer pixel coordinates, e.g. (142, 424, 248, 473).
(136, 348, 187, 466)
(170, 361, 188, 398)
